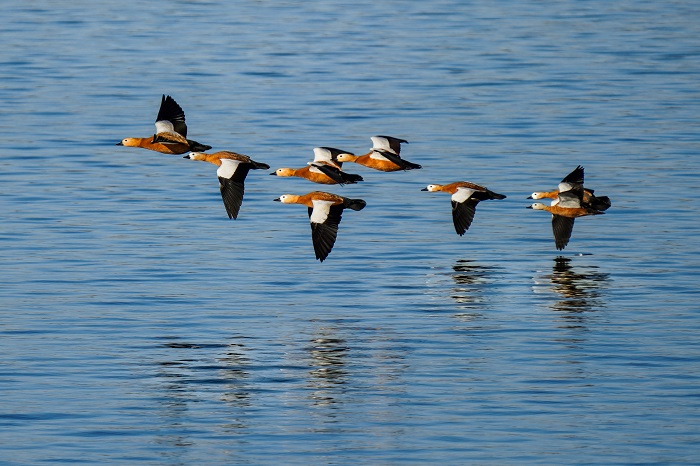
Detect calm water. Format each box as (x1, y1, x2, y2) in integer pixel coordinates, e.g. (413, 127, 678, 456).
(1, 1, 699, 464)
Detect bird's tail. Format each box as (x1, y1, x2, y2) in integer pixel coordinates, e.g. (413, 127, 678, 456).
(340, 172, 364, 184)
(402, 160, 422, 170)
(188, 140, 212, 152)
(586, 208, 606, 216)
(590, 195, 611, 211)
(344, 199, 367, 211)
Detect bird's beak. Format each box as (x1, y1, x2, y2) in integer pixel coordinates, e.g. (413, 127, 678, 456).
(183, 155, 191, 159)
(273, 198, 281, 202)
(420, 187, 428, 191)
(526, 195, 533, 199)
(115, 141, 123, 146)
(526, 205, 533, 209)
(269, 172, 277, 176)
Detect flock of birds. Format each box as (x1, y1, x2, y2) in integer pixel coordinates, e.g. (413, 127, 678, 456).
(117, 95, 611, 261)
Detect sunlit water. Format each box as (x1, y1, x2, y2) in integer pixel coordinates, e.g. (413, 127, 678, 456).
(1, 1, 699, 464)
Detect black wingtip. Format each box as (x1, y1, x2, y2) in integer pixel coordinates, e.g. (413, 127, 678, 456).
(156, 95, 186, 124)
(562, 165, 585, 184)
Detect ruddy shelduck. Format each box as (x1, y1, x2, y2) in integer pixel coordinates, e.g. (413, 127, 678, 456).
(274, 191, 366, 262)
(527, 187, 605, 250)
(336, 136, 421, 171)
(528, 165, 611, 211)
(117, 95, 211, 155)
(184, 151, 270, 220)
(270, 147, 363, 185)
(422, 182, 506, 236)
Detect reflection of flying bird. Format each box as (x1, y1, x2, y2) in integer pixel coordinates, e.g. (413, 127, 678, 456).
(547, 257, 610, 315)
(528, 186, 605, 250)
(527, 165, 611, 211)
(274, 191, 366, 262)
(336, 136, 421, 171)
(117, 95, 211, 154)
(422, 182, 506, 235)
(270, 147, 363, 185)
(184, 151, 270, 220)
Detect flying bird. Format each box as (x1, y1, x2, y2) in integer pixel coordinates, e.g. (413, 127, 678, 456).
(422, 181, 506, 235)
(527, 165, 611, 211)
(117, 95, 211, 154)
(527, 186, 605, 250)
(274, 191, 366, 262)
(184, 151, 269, 219)
(270, 147, 363, 185)
(336, 136, 421, 171)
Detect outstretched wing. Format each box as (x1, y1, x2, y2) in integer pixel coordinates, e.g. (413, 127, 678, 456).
(451, 199, 479, 236)
(155, 95, 188, 137)
(217, 160, 252, 219)
(218, 177, 245, 219)
(307, 202, 344, 261)
(552, 215, 575, 250)
(372, 135, 407, 155)
(313, 147, 350, 169)
(558, 165, 584, 192)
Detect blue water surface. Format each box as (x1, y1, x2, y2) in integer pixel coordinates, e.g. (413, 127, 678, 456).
(1, 1, 699, 464)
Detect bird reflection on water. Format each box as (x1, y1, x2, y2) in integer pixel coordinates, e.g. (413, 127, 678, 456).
(450, 259, 500, 321)
(306, 329, 350, 407)
(545, 257, 610, 323)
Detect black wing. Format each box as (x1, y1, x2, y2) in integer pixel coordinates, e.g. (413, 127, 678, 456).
(451, 199, 479, 236)
(552, 215, 575, 250)
(561, 165, 584, 186)
(307, 205, 344, 262)
(218, 177, 245, 219)
(374, 149, 421, 170)
(218, 165, 252, 220)
(310, 163, 347, 185)
(311, 163, 363, 185)
(156, 95, 188, 137)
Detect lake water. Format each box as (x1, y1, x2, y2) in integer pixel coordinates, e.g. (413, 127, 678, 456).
(1, 1, 699, 464)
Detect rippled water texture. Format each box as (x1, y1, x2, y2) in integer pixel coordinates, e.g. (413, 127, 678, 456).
(1, 1, 699, 464)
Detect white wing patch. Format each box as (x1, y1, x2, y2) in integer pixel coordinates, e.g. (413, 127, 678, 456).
(309, 200, 335, 224)
(556, 190, 582, 208)
(452, 187, 476, 203)
(217, 159, 242, 179)
(368, 150, 390, 161)
(370, 136, 396, 154)
(313, 147, 333, 162)
(307, 164, 325, 174)
(155, 120, 175, 134)
(558, 181, 575, 192)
